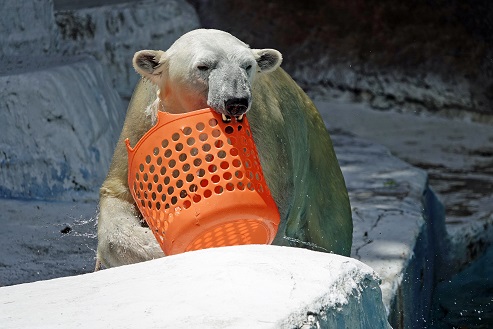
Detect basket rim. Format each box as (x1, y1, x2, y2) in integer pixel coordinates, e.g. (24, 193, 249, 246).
(126, 107, 219, 153)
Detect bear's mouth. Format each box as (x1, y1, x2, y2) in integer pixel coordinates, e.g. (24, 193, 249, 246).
(222, 98, 248, 122)
(221, 113, 244, 123)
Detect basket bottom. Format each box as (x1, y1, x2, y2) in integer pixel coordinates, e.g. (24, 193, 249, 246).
(185, 218, 271, 252)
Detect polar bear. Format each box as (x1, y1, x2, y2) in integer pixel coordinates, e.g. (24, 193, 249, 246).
(96, 29, 352, 269)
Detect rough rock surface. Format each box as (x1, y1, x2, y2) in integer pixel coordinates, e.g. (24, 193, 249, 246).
(189, 0, 493, 121)
(0, 245, 391, 329)
(54, 0, 200, 98)
(0, 1, 200, 100)
(0, 0, 201, 200)
(302, 64, 488, 122)
(317, 100, 493, 279)
(0, 56, 123, 201)
(332, 132, 444, 328)
(0, 1, 55, 57)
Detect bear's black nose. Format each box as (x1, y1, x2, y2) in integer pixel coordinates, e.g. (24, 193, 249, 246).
(225, 98, 248, 116)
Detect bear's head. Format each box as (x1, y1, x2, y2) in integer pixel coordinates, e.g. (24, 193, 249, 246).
(133, 29, 282, 121)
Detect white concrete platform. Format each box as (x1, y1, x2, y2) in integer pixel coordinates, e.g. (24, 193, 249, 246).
(0, 245, 391, 329)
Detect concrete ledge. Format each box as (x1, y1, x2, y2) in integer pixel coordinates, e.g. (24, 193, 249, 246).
(0, 56, 123, 200)
(0, 245, 391, 329)
(331, 131, 446, 328)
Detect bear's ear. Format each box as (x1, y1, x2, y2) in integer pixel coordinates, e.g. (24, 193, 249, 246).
(252, 49, 283, 73)
(133, 50, 167, 84)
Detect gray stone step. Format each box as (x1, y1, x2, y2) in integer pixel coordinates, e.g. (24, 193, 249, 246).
(0, 56, 124, 201)
(54, 0, 200, 98)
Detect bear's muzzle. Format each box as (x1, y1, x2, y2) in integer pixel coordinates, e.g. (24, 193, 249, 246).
(225, 97, 249, 117)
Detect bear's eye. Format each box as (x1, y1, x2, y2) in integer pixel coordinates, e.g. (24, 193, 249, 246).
(197, 65, 209, 71)
(245, 65, 252, 71)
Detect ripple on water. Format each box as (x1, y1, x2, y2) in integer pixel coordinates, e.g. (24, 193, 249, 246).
(431, 245, 493, 328)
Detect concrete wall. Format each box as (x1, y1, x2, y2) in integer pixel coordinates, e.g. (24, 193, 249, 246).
(0, 0, 199, 200)
(0, 56, 123, 200)
(0, 1, 55, 57)
(54, 0, 200, 98)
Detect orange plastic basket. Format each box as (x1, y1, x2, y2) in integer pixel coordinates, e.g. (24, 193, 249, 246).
(126, 108, 280, 255)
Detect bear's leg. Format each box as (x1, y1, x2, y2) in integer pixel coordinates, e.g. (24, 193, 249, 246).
(94, 259, 102, 272)
(96, 196, 164, 268)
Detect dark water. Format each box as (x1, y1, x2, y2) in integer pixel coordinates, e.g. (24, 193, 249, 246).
(431, 246, 493, 328)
